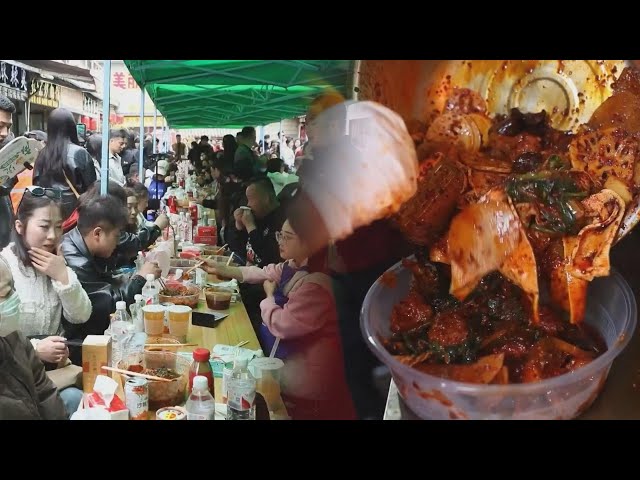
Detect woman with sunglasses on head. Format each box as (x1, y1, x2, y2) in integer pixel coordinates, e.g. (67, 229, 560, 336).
(32, 108, 97, 222)
(0, 186, 92, 415)
(204, 206, 356, 420)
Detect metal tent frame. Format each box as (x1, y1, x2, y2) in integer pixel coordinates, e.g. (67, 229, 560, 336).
(99, 59, 355, 194)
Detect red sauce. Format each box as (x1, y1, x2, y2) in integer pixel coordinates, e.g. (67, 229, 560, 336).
(380, 271, 398, 289)
(417, 389, 453, 407)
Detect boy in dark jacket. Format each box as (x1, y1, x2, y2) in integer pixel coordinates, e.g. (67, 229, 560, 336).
(60, 196, 161, 362)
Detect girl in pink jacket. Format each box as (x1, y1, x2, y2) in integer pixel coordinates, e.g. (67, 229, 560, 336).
(205, 219, 356, 420)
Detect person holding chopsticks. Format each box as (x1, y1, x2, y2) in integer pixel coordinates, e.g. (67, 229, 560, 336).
(204, 212, 356, 420)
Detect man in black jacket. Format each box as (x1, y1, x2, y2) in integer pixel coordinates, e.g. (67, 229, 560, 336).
(0, 172, 17, 250)
(232, 177, 285, 268)
(233, 127, 262, 181)
(0, 94, 16, 249)
(226, 177, 285, 332)
(60, 195, 161, 360)
(195, 135, 214, 170)
(120, 130, 140, 176)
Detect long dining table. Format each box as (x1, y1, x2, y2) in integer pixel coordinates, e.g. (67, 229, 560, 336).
(112, 271, 288, 419)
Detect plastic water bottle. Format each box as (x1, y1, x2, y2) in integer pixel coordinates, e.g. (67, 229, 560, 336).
(179, 211, 192, 242)
(111, 301, 132, 367)
(141, 274, 159, 305)
(186, 375, 216, 420)
(227, 357, 256, 420)
(131, 294, 145, 333)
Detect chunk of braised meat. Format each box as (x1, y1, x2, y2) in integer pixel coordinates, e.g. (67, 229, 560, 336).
(393, 160, 466, 247)
(428, 311, 470, 347)
(390, 289, 434, 334)
(541, 128, 574, 153)
(536, 237, 564, 279)
(513, 152, 544, 174)
(487, 132, 543, 164)
(481, 325, 539, 361)
(520, 338, 595, 383)
(403, 259, 439, 301)
(382, 337, 411, 356)
(535, 305, 567, 336)
(494, 108, 550, 137)
(403, 255, 450, 302)
(559, 323, 608, 355)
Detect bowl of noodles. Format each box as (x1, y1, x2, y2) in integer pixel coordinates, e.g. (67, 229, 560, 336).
(119, 351, 190, 410)
(159, 284, 201, 309)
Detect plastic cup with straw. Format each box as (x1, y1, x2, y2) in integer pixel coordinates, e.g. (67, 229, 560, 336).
(269, 338, 280, 358)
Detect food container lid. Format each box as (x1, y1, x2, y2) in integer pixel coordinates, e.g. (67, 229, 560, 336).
(193, 347, 211, 362)
(250, 357, 284, 371)
(193, 375, 209, 391)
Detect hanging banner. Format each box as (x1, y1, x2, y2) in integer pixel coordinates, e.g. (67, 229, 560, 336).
(0, 61, 28, 101)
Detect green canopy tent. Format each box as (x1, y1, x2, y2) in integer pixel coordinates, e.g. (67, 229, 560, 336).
(124, 60, 354, 128)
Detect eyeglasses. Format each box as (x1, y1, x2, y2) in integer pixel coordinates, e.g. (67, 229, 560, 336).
(275, 231, 297, 244)
(17, 186, 62, 211)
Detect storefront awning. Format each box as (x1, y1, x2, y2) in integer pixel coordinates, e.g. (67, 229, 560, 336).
(7, 60, 95, 84)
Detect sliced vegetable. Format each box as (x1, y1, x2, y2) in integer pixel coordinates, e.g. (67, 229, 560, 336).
(569, 127, 639, 191)
(604, 176, 632, 205)
(415, 353, 505, 384)
(567, 189, 626, 280)
(448, 189, 521, 300)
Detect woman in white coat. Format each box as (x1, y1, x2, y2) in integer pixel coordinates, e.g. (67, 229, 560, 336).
(1, 186, 92, 415)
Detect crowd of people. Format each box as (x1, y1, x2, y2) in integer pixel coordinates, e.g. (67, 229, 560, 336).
(0, 87, 420, 420)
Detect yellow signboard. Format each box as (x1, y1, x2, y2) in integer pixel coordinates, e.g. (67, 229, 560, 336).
(30, 79, 60, 108)
(112, 115, 165, 128)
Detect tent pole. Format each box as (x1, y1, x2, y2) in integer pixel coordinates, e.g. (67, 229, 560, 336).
(153, 106, 158, 153)
(25, 98, 30, 132)
(100, 60, 111, 195)
(139, 85, 145, 179)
